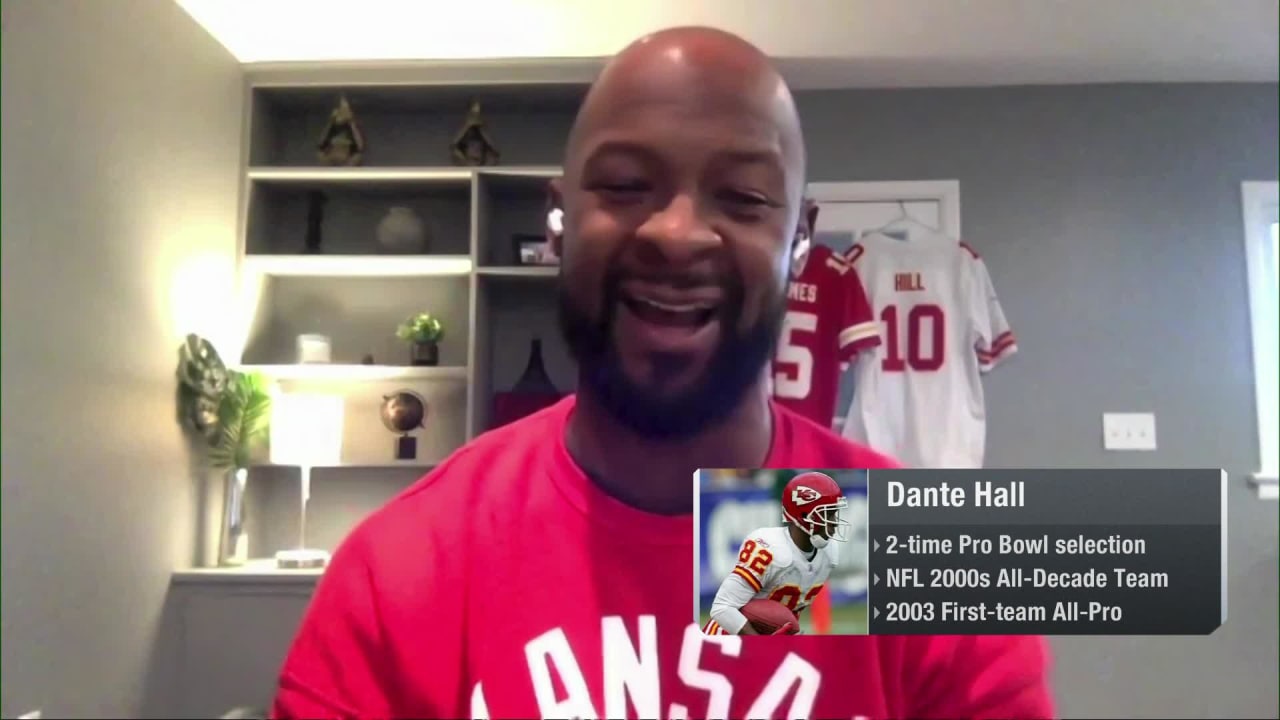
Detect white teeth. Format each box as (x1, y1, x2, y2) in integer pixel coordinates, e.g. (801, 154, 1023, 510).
(637, 297, 713, 313)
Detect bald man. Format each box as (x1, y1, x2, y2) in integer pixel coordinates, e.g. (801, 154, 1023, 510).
(271, 27, 1054, 719)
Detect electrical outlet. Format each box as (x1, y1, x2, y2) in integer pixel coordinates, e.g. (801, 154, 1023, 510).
(1103, 413, 1157, 451)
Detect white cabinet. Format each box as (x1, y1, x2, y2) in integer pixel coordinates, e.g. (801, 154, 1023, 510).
(159, 568, 317, 718)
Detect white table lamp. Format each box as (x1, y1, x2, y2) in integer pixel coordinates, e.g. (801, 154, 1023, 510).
(270, 392, 344, 569)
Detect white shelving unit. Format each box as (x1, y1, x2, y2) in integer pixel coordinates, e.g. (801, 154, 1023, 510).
(239, 162, 563, 427)
(203, 79, 583, 579)
(160, 76, 591, 720)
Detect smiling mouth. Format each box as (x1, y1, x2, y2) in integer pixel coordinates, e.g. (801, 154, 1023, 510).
(622, 295, 717, 328)
(619, 283, 722, 329)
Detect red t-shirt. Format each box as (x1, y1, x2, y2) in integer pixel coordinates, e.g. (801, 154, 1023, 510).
(772, 243, 880, 426)
(273, 396, 1054, 719)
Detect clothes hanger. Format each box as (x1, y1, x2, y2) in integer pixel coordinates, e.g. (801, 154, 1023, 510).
(870, 201, 949, 243)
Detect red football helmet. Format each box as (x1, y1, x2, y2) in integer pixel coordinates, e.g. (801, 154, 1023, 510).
(781, 471, 849, 548)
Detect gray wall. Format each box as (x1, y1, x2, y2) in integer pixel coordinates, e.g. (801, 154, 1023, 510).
(797, 84, 1278, 718)
(0, 1, 243, 717)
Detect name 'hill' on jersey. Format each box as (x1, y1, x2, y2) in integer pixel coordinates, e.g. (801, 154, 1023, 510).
(842, 234, 1017, 469)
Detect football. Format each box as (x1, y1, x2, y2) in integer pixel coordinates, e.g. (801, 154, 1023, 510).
(740, 598, 799, 635)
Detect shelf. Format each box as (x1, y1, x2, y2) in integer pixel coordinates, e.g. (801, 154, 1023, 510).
(240, 364, 467, 382)
(248, 166, 472, 184)
(478, 167, 562, 197)
(477, 266, 559, 278)
(251, 462, 437, 470)
(243, 254, 472, 277)
(477, 166, 563, 179)
(172, 559, 323, 585)
(247, 166, 562, 183)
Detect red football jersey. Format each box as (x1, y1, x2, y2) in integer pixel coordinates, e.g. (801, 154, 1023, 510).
(772, 243, 881, 426)
(272, 397, 1054, 720)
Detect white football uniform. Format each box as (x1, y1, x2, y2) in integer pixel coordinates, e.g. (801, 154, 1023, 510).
(841, 234, 1016, 469)
(703, 525, 836, 635)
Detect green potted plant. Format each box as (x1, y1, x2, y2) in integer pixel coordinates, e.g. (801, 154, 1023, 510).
(396, 312, 445, 366)
(177, 334, 271, 566)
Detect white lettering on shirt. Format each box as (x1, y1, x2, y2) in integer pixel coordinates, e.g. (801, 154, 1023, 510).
(671, 622, 741, 719)
(471, 681, 490, 720)
(525, 627, 599, 719)
(744, 652, 821, 718)
(602, 615, 660, 718)
(479, 619, 835, 719)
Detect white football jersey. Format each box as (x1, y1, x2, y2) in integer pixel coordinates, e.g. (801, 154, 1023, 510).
(703, 525, 836, 635)
(841, 233, 1016, 468)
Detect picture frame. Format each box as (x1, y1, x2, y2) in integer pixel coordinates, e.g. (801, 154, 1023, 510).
(511, 233, 559, 266)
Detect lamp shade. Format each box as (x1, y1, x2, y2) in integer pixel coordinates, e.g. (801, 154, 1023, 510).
(270, 393, 345, 467)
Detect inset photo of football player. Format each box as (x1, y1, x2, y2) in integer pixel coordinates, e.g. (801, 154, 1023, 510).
(696, 468, 870, 636)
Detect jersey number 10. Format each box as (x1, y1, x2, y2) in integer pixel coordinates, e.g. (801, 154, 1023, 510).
(881, 303, 945, 372)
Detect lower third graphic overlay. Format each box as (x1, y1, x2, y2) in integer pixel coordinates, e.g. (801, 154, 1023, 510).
(696, 469, 871, 636)
(867, 469, 1226, 635)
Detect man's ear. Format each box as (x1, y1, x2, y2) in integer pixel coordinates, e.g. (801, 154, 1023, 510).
(546, 178, 565, 258)
(802, 199, 819, 240)
(788, 198, 819, 266)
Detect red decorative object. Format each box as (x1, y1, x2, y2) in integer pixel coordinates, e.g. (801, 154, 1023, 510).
(492, 339, 563, 429)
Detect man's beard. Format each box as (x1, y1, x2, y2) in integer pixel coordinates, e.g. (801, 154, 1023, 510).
(558, 270, 784, 441)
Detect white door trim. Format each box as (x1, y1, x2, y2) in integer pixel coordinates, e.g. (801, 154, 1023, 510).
(805, 180, 963, 238)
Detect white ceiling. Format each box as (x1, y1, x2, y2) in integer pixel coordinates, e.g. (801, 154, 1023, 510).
(178, 0, 1279, 88)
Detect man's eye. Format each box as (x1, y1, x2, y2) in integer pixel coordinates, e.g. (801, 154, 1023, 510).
(721, 190, 771, 206)
(717, 190, 776, 222)
(587, 177, 648, 191)
(598, 182, 648, 194)
(590, 181, 651, 205)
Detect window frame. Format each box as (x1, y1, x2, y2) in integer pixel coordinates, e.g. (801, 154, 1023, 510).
(1240, 181, 1279, 499)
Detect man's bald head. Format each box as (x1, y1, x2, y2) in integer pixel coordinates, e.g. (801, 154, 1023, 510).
(566, 26, 806, 188)
(551, 26, 815, 441)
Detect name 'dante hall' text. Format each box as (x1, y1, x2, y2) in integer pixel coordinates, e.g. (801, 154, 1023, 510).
(886, 480, 1025, 508)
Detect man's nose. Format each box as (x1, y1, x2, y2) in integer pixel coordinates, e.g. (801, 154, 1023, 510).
(634, 194, 722, 267)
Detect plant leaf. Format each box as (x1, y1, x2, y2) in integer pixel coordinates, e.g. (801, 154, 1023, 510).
(177, 334, 228, 396)
(209, 370, 272, 470)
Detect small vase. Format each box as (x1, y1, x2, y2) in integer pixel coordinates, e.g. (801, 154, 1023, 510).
(491, 338, 564, 428)
(218, 467, 250, 567)
(376, 207, 428, 254)
(410, 341, 439, 366)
